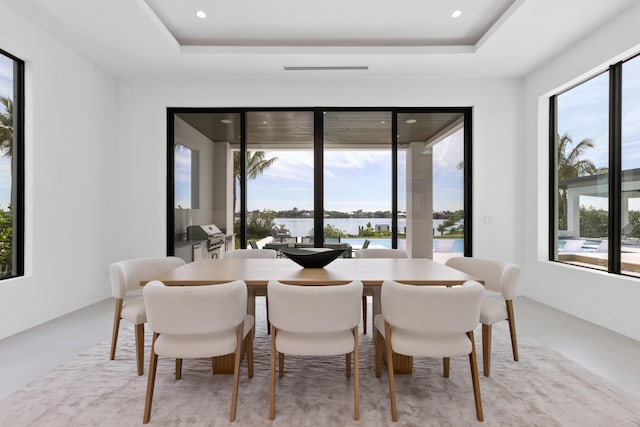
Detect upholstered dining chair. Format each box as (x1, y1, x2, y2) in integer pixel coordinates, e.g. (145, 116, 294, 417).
(375, 280, 484, 422)
(142, 280, 254, 423)
(224, 248, 277, 334)
(267, 279, 363, 421)
(109, 256, 185, 375)
(353, 248, 408, 334)
(445, 256, 521, 376)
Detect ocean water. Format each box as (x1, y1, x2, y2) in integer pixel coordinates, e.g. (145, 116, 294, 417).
(340, 238, 464, 252)
(274, 217, 447, 237)
(272, 217, 462, 251)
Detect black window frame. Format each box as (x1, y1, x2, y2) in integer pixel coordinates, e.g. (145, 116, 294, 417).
(0, 47, 25, 280)
(549, 54, 640, 277)
(167, 106, 473, 258)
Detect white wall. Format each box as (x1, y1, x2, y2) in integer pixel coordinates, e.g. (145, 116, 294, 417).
(0, 3, 117, 339)
(115, 77, 523, 264)
(523, 2, 640, 340)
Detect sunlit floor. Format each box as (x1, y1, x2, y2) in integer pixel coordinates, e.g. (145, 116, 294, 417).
(1, 296, 640, 401)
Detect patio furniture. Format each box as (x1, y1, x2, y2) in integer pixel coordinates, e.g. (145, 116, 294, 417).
(434, 239, 455, 252)
(559, 239, 586, 252)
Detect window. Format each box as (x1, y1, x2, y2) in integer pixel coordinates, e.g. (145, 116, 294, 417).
(0, 48, 24, 280)
(168, 108, 472, 262)
(550, 53, 640, 277)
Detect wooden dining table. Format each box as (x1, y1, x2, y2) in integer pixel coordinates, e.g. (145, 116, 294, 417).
(149, 257, 481, 374)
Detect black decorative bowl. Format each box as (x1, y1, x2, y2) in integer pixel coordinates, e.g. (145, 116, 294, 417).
(280, 247, 345, 268)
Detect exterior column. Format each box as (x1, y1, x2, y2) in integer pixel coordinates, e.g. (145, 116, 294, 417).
(406, 142, 433, 258)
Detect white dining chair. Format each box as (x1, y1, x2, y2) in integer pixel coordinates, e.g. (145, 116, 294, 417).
(354, 248, 408, 334)
(445, 256, 521, 376)
(108, 256, 185, 375)
(142, 280, 254, 423)
(224, 248, 277, 334)
(375, 280, 484, 422)
(267, 279, 363, 421)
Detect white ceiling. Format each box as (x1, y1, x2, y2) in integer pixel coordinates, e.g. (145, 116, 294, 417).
(1, 0, 637, 80)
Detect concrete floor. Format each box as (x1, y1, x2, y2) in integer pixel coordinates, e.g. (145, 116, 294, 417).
(1, 296, 640, 401)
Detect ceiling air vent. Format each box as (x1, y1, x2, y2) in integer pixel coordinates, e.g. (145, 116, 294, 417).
(283, 66, 369, 71)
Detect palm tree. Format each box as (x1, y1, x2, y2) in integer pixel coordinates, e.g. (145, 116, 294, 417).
(233, 150, 278, 217)
(0, 97, 13, 158)
(557, 133, 598, 180)
(556, 133, 603, 229)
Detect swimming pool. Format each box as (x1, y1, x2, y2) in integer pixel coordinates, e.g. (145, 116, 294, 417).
(342, 238, 464, 252)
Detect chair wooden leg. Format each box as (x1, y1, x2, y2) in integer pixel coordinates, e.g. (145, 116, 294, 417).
(110, 299, 123, 360)
(384, 321, 398, 422)
(482, 324, 492, 377)
(346, 353, 351, 377)
(375, 330, 383, 378)
(362, 295, 367, 334)
(229, 325, 243, 422)
(353, 327, 360, 421)
(245, 331, 254, 379)
(467, 330, 484, 421)
(175, 359, 182, 380)
(269, 326, 277, 420)
(279, 352, 284, 378)
(443, 357, 450, 378)
(135, 323, 145, 376)
(143, 333, 159, 424)
(506, 300, 519, 361)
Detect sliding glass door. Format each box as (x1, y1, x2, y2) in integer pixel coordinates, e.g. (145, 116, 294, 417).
(323, 111, 393, 251)
(167, 107, 471, 262)
(245, 111, 315, 248)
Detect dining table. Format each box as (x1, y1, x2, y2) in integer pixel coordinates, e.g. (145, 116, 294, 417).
(148, 257, 482, 374)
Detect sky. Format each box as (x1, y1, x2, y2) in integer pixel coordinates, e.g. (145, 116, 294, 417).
(244, 128, 464, 213)
(0, 55, 13, 210)
(175, 128, 465, 213)
(557, 55, 640, 210)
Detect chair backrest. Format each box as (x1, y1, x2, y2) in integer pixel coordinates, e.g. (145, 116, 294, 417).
(362, 239, 370, 249)
(445, 257, 520, 300)
(267, 280, 363, 333)
(381, 280, 483, 334)
(354, 248, 408, 259)
(143, 280, 247, 335)
(109, 257, 185, 299)
(224, 249, 277, 259)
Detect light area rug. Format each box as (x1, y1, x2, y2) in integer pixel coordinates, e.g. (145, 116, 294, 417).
(1, 299, 640, 427)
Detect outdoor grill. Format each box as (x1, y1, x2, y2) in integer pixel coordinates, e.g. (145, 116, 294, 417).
(187, 224, 225, 259)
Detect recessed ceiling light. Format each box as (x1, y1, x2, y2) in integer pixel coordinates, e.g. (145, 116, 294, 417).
(221, 119, 232, 124)
(451, 10, 462, 18)
(381, 121, 386, 124)
(196, 10, 207, 19)
(405, 119, 417, 124)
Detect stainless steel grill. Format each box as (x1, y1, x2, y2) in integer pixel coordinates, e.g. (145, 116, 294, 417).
(187, 224, 225, 258)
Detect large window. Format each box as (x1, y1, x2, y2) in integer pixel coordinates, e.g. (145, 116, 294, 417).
(168, 108, 472, 262)
(0, 49, 23, 280)
(551, 53, 640, 276)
